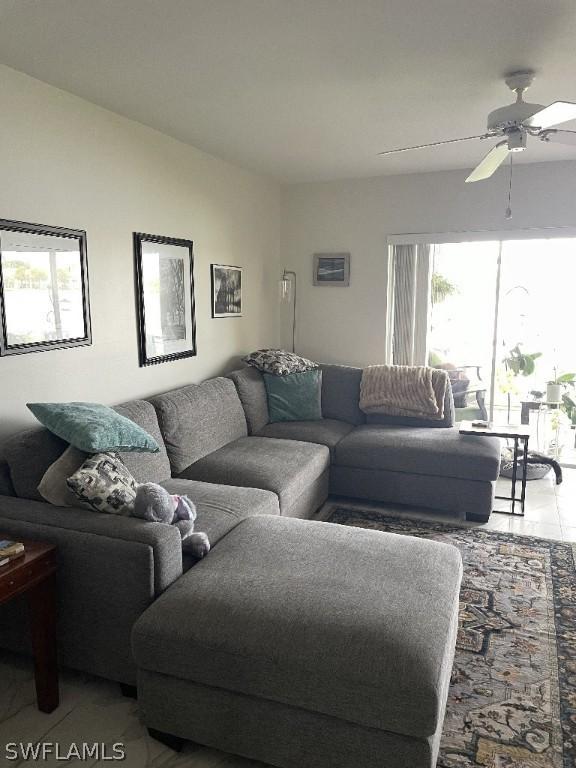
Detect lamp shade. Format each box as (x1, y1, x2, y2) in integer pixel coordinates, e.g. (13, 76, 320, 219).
(279, 276, 293, 301)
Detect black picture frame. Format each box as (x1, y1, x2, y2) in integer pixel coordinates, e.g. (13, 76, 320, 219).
(0, 218, 92, 356)
(134, 232, 197, 366)
(211, 264, 243, 318)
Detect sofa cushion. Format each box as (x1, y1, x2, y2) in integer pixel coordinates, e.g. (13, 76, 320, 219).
(228, 367, 269, 434)
(132, 515, 462, 739)
(2, 428, 68, 501)
(264, 370, 322, 423)
(320, 364, 365, 426)
(38, 446, 88, 506)
(27, 401, 161, 453)
(161, 478, 280, 546)
(243, 349, 318, 376)
(67, 452, 138, 515)
(179, 436, 330, 514)
(114, 400, 172, 483)
(335, 425, 501, 482)
(150, 378, 248, 474)
(256, 419, 353, 457)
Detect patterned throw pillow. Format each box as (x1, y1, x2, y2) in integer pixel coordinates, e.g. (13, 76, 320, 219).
(67, 453, 138, 515)
(243, 349, 318, 376)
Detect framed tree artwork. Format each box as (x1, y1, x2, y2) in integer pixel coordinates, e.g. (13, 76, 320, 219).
(0, 219, 92, 356)
(133, 232, 197, 366)
(211, 264, 242, 317)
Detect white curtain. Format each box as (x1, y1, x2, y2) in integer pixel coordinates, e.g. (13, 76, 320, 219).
(391, 244, 431, 366)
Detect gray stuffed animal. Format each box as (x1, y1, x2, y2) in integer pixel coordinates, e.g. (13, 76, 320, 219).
(133, 482, 210, 558)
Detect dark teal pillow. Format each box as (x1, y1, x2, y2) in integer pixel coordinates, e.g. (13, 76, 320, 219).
(27, 402, 160, 454)
(263, 370, 322, 423)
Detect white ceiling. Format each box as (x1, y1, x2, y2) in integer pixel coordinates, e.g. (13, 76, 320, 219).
(1, 0, 576, 183)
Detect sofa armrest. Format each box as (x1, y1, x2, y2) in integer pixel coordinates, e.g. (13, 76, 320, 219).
(0, 495, 183, 684)
(0, 495, 183, 594)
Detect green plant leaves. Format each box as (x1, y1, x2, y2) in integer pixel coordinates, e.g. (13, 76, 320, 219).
(503, 344, 542, 377)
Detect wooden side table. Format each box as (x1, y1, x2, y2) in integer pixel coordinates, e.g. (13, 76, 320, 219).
(0, 539, 59, 712)
(459, 421, 530, 517)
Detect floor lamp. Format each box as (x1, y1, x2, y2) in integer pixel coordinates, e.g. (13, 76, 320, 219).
(280, 269, 297, 353)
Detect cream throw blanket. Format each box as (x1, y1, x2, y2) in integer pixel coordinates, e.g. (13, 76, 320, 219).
(360, 365, 449, 420)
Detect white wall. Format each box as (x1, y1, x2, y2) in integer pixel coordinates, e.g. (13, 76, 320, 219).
(281, 161, 576, 366)
(0, 65, 281, 439)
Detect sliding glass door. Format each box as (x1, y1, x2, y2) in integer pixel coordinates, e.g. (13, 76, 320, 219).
(497, 238, 576, 463)
(390, 233, 576, 463)
(428, 241, 500, 420)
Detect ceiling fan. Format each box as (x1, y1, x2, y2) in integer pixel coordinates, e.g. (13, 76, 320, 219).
(378, 71, 576, 182)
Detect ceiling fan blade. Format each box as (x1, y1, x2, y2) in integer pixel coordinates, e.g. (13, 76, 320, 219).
(524, 101, 576, 130)
(541, 128, 576, 146)
(378, 134, 489, 156)
(465, 142, 510, 183)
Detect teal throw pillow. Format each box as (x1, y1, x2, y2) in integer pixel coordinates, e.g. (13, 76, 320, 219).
(264, 370, 322, 423)
(27, 402, 160, 454)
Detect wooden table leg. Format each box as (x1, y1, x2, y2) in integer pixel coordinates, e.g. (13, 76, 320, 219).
(27, 574, 59, 713)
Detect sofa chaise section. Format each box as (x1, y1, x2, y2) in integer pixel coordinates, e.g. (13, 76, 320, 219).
(335, 425, 499, 480)
(331, 424, 501, 520)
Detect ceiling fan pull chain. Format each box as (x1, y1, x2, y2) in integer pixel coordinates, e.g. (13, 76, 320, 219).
(505, 154, 513, 220)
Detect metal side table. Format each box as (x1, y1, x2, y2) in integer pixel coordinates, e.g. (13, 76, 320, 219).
(459, 421, 530, 517)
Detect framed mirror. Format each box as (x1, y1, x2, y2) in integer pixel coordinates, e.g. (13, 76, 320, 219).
(134, 232, 197, 366)
(0, 219, 92, 356)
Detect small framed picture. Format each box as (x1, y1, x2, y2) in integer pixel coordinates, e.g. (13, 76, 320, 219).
(133, 232, 197, 366)
(211, 264, 242, 318)
(0, 218, 92, 356)
(313, 253, 350, 286)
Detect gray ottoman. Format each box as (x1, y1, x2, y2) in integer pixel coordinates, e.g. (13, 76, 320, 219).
(132, 516, 462, 768)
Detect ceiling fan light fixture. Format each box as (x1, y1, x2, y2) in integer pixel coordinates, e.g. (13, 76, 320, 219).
(504, 70, 536, 94)
(378, 69, 576, 188)
(507, 130, 527, 152)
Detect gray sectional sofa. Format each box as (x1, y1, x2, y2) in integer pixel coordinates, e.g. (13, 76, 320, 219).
(0, 362, 500, 688)
(230, 364, 501, 520)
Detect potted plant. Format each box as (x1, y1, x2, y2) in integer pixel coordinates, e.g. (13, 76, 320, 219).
(504, 344, 541, 377)
(502, 344, 541, 423)
(547, 369, 575, 404)
(431, 272, 457, 305)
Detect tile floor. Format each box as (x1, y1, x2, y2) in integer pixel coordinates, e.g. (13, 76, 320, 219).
(0, 468, 573, 767)
(493, 466, 575, 541)
(322, 467, 575, 543)
(0, 652, 262, 768)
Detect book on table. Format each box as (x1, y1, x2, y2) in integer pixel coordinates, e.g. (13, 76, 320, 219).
(0, 539, 25, 567)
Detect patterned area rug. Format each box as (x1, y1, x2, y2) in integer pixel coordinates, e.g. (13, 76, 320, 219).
(327, 508, 576, 768)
